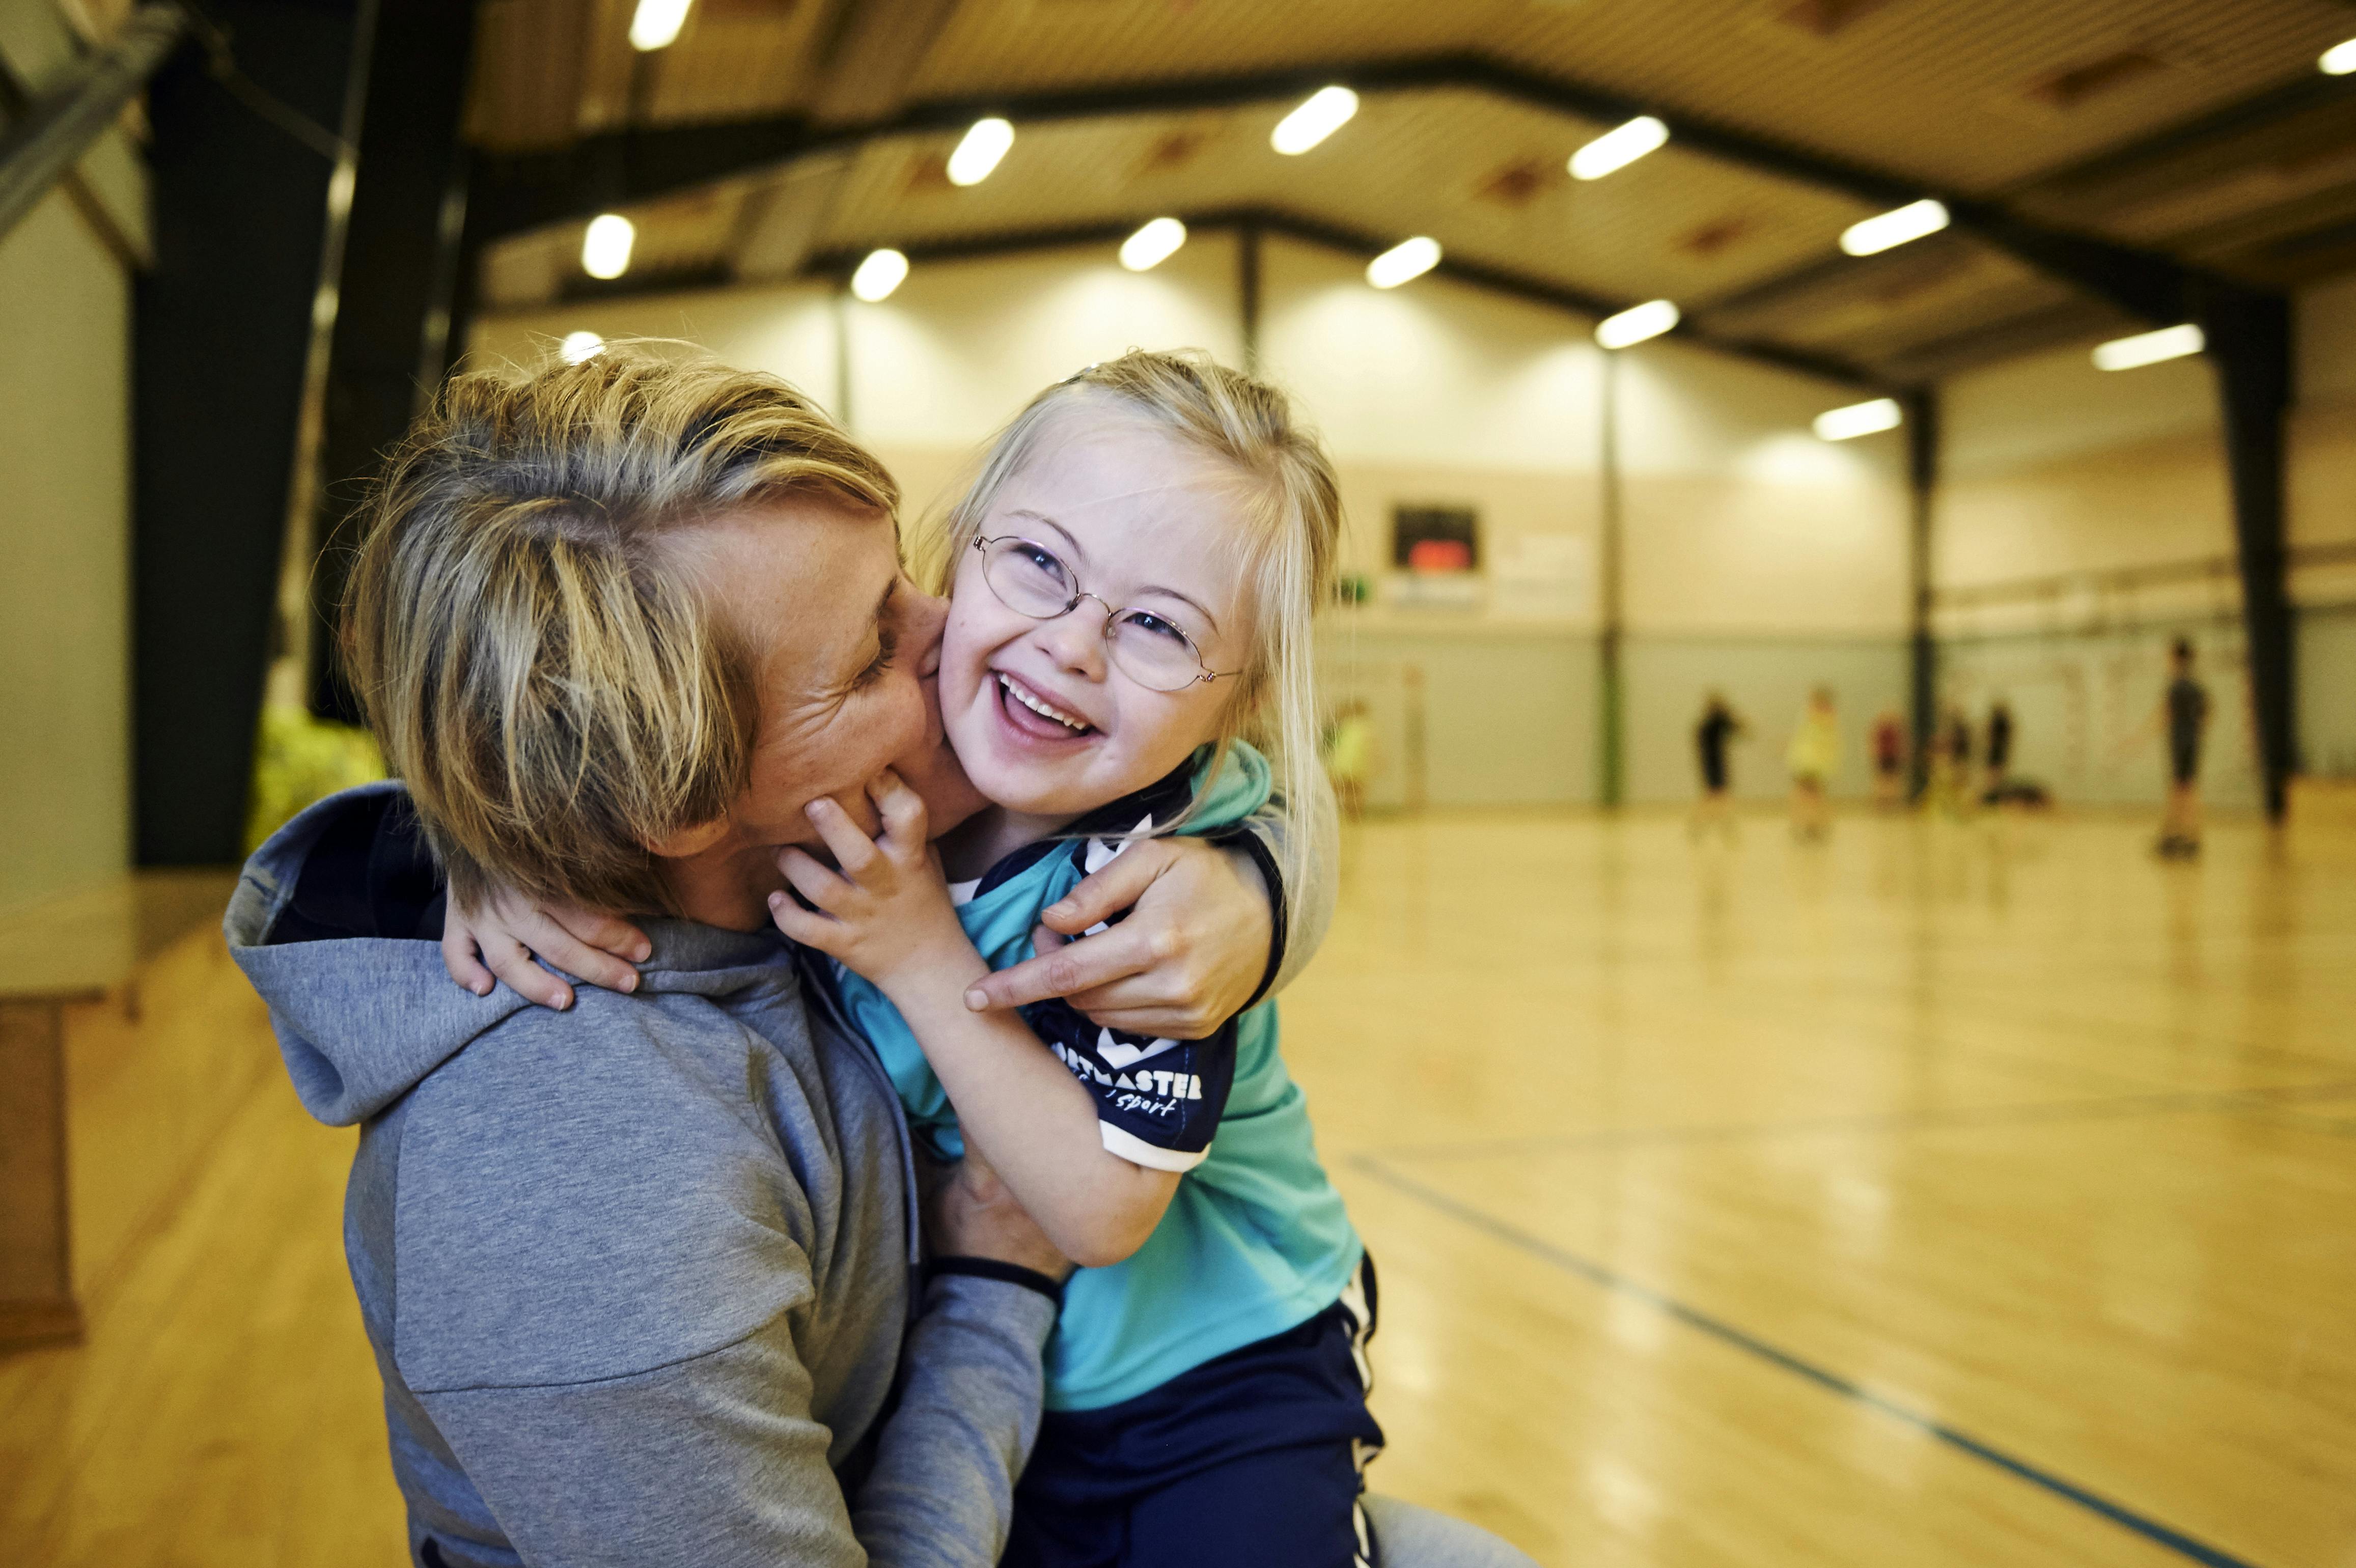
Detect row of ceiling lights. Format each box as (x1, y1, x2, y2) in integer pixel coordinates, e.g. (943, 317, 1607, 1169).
(572, 19, 2342, 429)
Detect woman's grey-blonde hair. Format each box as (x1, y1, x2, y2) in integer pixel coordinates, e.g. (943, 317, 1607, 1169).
(342, 346, 897, 913)
(914, 349, 1342, 942)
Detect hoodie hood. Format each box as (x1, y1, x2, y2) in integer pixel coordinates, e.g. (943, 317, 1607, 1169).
(227, 781, 791, 1126)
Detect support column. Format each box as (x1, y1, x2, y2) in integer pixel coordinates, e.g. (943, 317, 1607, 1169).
(306, 0, 481, 722)
(1238, 219, 1263, 376)
(1904, 387, 1939, 802)
(2201, 288, 2297, 820)
(1597, 348, 1625, 808)
(133, 0, 370, 864)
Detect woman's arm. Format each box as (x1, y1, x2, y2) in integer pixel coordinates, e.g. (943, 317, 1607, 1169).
(963, 769, 1338, 1032)
(771, 774, 1183, 1268)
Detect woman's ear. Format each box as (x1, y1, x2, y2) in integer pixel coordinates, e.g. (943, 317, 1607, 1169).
(646, 815, 732, 859)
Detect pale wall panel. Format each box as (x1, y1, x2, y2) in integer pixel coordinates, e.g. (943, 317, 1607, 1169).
(2300, 606, 2356, 778)
(0, 186, 131, 913)
(1933, 429, 2236, 591)
(1624, 475, 1909, 636)
(1319, 626, 1597, 808)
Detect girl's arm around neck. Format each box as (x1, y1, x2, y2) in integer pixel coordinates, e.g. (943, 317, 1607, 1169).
(769, 771, 1179, 1269)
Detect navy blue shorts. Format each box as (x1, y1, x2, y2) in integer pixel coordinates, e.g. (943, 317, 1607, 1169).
(1003, 1256, 1384, 1568)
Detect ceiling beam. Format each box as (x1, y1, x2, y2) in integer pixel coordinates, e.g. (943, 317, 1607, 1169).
(798, 205, 1888, 390)
(470, 50, 2310, 348)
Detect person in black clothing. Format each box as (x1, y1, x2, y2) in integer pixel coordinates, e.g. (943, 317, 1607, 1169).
(1983, 701, 2014, 803)
(1692, 692, 1745, 841)
(2159, 639, 2209, 857)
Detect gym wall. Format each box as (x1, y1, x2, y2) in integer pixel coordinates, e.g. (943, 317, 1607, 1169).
(0, 4, 143, 914)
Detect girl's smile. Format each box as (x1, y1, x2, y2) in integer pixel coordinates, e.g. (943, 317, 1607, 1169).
(939, 413, 1249, 835)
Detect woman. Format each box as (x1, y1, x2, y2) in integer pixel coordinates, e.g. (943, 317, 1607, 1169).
(227, 353, 1529, 1567)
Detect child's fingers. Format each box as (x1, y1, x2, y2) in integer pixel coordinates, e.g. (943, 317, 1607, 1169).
(766, 888, 838, 951)
(483, 936, 575, 1011)
(549, 905, 652, 965)
(512, 918, 640, 995)
(803, 796, 882, 877)
(439, 926, 496, 997)
(779, 846, 856, 913)
(868, 769, 929, 853)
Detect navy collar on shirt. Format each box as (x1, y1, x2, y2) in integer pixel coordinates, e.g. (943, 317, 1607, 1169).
(965, 752, 1206, 902)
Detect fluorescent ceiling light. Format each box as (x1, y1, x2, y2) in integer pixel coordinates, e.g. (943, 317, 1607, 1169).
(1366, 235, 1441, 289)
(559, 331, 605, 366)
(581, 214, 634, 280)
(629, 0, 691, 51)
(1840, 198, 1949, 257)
(1271, 86, 1359, 155)
(1813, 397, 1902, 441)
(1595, 298, 1679, 349)
(2092, 322, 2204, 371)
(946, 117, 1014, 187)
(850, 248, 909, 303)
(1569, 115, 1668, 181)
(2322, 37, 2356, 74)
(1119, 217, 1187, 272)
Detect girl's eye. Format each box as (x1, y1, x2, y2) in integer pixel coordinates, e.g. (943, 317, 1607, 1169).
(1121, 609, 1191, 646)
(1013, 543, 1067, 583)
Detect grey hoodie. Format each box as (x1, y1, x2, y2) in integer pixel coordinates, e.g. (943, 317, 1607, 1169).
(227, 782, 1057, 1568)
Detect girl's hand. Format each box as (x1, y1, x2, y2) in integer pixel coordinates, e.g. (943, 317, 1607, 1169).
(768, 770, 983, 996)
(441, 888, 651, 1010)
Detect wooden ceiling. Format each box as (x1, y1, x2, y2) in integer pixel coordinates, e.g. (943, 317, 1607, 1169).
(464, 0, 2356, 383)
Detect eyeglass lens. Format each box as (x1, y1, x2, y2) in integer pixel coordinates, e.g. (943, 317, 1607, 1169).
(980, 537, 1209, 692)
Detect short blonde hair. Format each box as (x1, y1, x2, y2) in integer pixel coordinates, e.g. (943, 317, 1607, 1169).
(914, 350, 1342, 937)
(343, 347, 897, 913)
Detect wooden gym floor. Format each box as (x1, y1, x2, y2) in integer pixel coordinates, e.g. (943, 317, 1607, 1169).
(4, 810, 2350, 1567)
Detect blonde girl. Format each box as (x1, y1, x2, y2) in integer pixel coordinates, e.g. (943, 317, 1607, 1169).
(768, 350, 1379, 1568)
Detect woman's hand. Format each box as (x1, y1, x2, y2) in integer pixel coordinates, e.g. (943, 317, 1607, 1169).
(920, 1152, 1073, 1282)
(961, 837, 1272, 1039)
(442, 888, 651, 1010)
(768, 770, 983, 996)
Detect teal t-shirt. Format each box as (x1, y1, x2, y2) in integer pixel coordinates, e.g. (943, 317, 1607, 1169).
(828, 743, 1363, 1411)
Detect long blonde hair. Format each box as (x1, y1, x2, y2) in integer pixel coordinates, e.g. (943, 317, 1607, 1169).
(343, 346, 898, 913)
(914, 350, 1341, 943)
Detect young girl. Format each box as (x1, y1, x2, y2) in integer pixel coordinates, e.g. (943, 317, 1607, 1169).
(455, 351, 1380, 1567)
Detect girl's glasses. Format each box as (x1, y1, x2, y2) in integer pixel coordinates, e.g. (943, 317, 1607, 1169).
(973, 535, 1241, 693)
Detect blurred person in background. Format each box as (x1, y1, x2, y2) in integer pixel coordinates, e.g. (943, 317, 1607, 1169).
(2157, 638, 2209, 858)
(1870, 708, 1907, 810)
(1691, 691, 1745, 840)
(1983, 699, 2014, 804)
(1324, 699, 1375, 822)
(1786, 687, 1840, 841)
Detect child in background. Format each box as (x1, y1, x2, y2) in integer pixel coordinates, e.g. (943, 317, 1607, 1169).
(451, 352, 1381, 1568)
(1787, 686, 1840, 840)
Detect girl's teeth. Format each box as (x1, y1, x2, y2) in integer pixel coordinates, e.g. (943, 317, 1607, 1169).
(1002, 675, 1088, 732)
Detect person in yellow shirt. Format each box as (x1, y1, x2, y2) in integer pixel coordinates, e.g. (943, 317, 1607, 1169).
(1787, 686, 1841, 841)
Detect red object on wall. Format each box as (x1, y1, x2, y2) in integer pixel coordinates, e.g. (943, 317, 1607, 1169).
(1407, 538, 1473, 574)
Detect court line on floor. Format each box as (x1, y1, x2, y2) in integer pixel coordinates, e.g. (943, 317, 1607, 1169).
(1369, 1079, 2356, 1163)
(1353, 1155, 2266, 1568)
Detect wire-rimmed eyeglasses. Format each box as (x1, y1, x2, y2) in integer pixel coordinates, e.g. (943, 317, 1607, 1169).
(972, 535, 1241, 693)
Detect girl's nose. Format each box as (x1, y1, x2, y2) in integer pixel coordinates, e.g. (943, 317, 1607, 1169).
(1036, 600, 1110, 678)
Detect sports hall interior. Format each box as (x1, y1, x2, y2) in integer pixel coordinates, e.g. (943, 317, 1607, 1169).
(4, 2, 2353, 1565)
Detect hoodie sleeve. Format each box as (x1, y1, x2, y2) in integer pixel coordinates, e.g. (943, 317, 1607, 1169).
(852, 1275, 1059, 1567)
(1216, 770, 1338, 1003)
(418, 1276, 1054, 1568)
